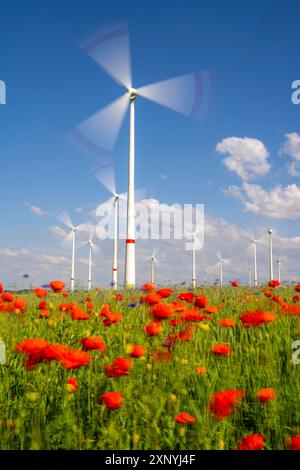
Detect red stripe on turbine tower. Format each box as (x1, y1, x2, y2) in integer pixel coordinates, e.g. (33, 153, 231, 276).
(126, 239, 135, 244)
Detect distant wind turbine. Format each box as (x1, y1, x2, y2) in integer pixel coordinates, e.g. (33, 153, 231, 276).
(268, 228, 273, 281)
(78, 224, 100, 291)
(276, 257, 281, 283)
(56, 208, 88, 291)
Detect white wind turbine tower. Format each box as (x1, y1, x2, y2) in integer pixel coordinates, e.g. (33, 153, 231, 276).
(72, 19, 214, 288)
(244, 233, 267, 287)
(92, 163, 145, 290)
(276, 257, 281, 283)
(249, 239, 259, 287)
(248, 266, 252, 287)
(56, 208, 88, 291)
(216, 255, 230, 287)
(150, 251, 160, 285)
(268, 228, 273, 281)
(78, 224, 100, 291)
(191, 233, 199, 288)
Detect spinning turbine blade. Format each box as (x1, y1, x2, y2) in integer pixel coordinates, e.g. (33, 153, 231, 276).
(137, 71, 215, 122)
(70, 94, 129, 158)
(78, 18, 132, 89)
(92, 161, 116, 195)
(61, 230, 74, 250)
(56, 208, 73, 229)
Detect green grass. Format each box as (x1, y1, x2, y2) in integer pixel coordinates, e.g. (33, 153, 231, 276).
(0, 286, 299, 450)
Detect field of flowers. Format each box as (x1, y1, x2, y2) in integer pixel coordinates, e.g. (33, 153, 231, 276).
(0, 280, 300, 450)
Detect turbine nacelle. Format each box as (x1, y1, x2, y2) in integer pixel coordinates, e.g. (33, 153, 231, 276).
(127, 87, 137, 101)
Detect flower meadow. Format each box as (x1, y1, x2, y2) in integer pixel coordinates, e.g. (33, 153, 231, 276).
(0, 281, 300, 450)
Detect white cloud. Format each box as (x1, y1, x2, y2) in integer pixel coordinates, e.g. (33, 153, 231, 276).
(280, 132, 300, 176)
(25, 202, 47, 217)
(48, 226, 67, 239)
(216, 137, 270, 180)
(158, 174, 168, 181)
(226, 182, 300, 219)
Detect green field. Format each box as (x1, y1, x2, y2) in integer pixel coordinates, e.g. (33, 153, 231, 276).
(0, 285, 299, 450)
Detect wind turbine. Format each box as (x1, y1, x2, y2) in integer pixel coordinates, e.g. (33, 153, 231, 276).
(244, 233, 266, 287)
(249, 239, 258, 287)
(150, 251, 158, 285)
(72, 19, 215, 288)
(276, 257, 281, 283)
(268, 228, 273, 281)
(216, 255, 230, 287)
(192, 233, 197, 288)
(56, 208, 88, 291)
(78, 224, 100, 291)
(248, 266, 252, 287)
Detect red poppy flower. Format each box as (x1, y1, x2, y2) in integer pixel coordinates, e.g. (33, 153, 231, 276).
(231, 281, 240, 287)
(180, 309, 206, 322)
(67, 378, 78, 391)
(114, 294, 123, 301)
(264, 291, 273, 298)
(104, 357, 133, 378)
(142, 293, 162, 305)
(156, 288, 173, 298)
(142, 283, 156, 291)
(194, 295, 207, 309)
(240, 309, 276, 327)
(209, 389, 245, 420)
(102, 311, 122, 327)
(268, 280, 280, 288)
(211, 343, 231, 356)
(219, 318, 235, 328)
(62, 292, 69, 298)
(238, 433, 266, 450)
(14, 298, 27, 311)
(43, 344, 69, 361)
(175, 412, 196, 424)
(177, 292, 194, 302)
(1, 292, 14, 302)
(151, 302, 174, 320)
(166, 328, 195, 348)
(287, 435, 300, 450)
(129, 344, 146, 358)
(204, 306, 218, 314)
(0, 283, 3, 294)
(16, 338, 50, 355)
(168, 318, 181, 327)
(295, 284, 300, 292)
(38, 301, 47, 310)
(281, 304, 300, 316)
(292, 295, 300, 303)
(39, 309, 50, 319)
(49, 280, 65, 292)
(71, 306, 91, 320)
(256, 388, 276, 403)
(60, 349, 92, 369)
(16, 338, 51, 370)
(145, 322, 163, 336)
(81, 337, 106, 353)
(100, 391, 123, 410)
(34, 287, 47, 298)
(272, 295, 282, 304)
(196, 366, 206, 375)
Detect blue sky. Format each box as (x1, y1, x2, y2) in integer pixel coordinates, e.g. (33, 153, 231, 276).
(1, 0, 300, 287)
